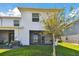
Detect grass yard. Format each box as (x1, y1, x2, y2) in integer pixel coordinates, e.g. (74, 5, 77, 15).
(56, 42, 79, 56)
(0, 49, 10, 53)
(58, 42, 79, 51)
(0, 45, 53, 56)
(0, 42, 79, 56)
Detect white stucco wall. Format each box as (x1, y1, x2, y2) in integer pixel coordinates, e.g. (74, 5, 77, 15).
(19, 10, 58, 45)
(0, 18, 20, 27)
(0, 19, 2, 26)
(19, 11, 51, 45)
(20, 11, 47, 30)
(2, 19, 13, 26)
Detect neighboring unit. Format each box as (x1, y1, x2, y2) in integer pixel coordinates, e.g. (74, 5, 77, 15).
(0, 16, 21, 44)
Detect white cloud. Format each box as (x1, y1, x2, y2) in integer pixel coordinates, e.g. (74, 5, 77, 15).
(0, 12, 6, 16)
(0, 7, 21, 17)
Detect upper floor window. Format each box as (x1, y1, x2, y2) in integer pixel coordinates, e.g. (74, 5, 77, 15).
(32, 13, 39, 22)
(14, 20, 19, 26)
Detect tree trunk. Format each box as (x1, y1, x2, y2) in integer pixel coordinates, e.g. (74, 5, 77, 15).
(52, 34, 56, 56)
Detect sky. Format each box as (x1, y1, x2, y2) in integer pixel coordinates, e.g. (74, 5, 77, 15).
(0, 3, 79, 12)
(0, 3, 79, 16)
(0, 3, 79, 11)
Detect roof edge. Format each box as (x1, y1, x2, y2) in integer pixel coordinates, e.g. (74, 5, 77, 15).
(18, 7, 63, 12)
(0, 16, 21, 19)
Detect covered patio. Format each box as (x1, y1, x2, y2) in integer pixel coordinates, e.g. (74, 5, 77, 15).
(0, 30, 14, 48)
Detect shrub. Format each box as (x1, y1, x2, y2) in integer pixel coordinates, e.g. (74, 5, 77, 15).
(58, 40, 63, 43)
(11, 40, 21, 46)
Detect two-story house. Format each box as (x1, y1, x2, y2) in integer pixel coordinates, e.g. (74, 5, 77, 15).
(18, 8, 62, 45)
(1, 7, 79, 45)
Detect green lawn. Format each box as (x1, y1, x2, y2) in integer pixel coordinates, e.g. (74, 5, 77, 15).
(58, 42, 79, 51)
(0, 45, 53, 56)
(0, 49, 10, 53)
(56, 42, 79, 56)
(0, 42, 79, 56)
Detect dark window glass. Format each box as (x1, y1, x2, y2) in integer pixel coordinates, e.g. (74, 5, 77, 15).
(32, 13, 39, 22)
(14, 20, 19, 26)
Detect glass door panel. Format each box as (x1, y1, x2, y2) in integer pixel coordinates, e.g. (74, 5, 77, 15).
(32, 34, 38, 44)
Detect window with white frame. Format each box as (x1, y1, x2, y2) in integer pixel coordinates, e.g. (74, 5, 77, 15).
(32, 13, 39, 22)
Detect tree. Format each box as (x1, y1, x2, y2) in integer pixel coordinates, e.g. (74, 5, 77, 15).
(41, 7, 78, 56)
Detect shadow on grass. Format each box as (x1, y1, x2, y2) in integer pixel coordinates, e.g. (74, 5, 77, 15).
(56, 45, 79, 56)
